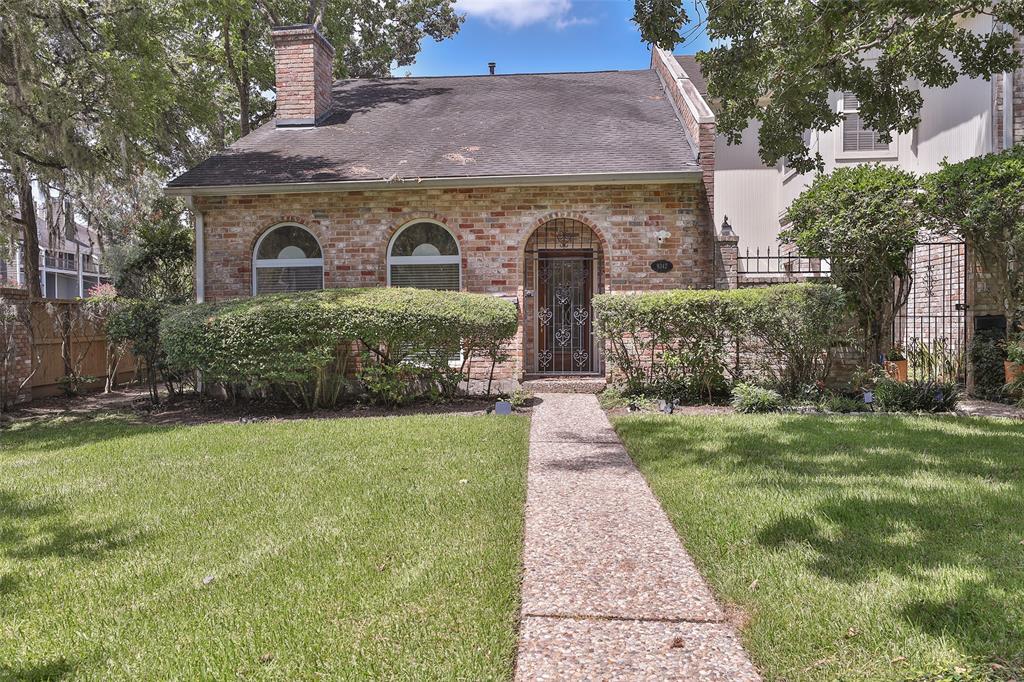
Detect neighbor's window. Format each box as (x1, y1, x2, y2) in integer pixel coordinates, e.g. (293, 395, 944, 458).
(387, 221, 460, 290)
(252, 223, 324, 295)
(839, 92, 895, 156)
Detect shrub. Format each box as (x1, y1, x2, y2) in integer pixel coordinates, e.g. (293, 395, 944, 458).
(108, 299, 177, 404)
(593, 289, 740, 402)
(730, 383, 783, 413)
(783, 164, 920, 364)
(872, 377, 961, 413)
(737, 283, 852, 395)
(820, 393, 869, 413)
(922, 146, 1024, 334)
(970, 329, 1007, 401)
(161, 288, 519, 409)
(1007, 335, 1024, 364)
(593, 283, 849, 402)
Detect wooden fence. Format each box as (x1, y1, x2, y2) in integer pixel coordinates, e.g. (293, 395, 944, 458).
(2, 288, 139, 403)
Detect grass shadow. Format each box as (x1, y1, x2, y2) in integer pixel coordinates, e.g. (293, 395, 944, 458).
(615, 413, 1024, 664)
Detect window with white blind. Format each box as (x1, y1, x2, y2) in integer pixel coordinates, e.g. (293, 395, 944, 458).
(252, 224, 324, 295)
(838, 92, 896, 157)
(387, 221, 460, 290)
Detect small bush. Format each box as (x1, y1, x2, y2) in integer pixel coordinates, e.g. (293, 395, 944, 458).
(970, 329, 1007, 401)
(872, 377, 961, 413)
(820, 393, 869, 413)
(1007, 335, 1024, 364)
(108, 299, 179, 404)
(730, 383, 783, 413)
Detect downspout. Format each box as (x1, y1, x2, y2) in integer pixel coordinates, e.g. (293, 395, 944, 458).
(185, 195, 205, 303)
(1004, 70, 1014, 151)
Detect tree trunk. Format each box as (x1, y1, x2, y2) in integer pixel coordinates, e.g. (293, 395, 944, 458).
(14, 168, 42, 298)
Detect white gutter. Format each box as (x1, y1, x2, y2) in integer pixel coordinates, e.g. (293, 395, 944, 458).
(184, 196, 205, 303)
(164, 170, 701, 197)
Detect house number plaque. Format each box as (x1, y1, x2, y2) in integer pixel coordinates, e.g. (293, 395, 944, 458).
(650, 260, 673, 273)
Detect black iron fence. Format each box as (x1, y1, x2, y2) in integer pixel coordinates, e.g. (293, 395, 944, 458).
(737, 246, 831, 276)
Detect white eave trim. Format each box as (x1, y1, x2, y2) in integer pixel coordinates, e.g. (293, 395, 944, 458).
(164, 170, 702, 196)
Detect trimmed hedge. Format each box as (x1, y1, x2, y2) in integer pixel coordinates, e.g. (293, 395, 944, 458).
(161, 288, 519, 408)
(592, 283, 851, 401)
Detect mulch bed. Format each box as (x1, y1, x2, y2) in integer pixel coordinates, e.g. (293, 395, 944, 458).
(3, 384, 529, 428)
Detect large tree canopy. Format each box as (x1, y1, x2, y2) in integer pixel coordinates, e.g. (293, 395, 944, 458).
(200, 0, 462, 138)
(1, 0, 462, 297)
(634, 0, 1024, 173)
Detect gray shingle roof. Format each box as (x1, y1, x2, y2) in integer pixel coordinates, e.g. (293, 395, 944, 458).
(167, 69, 699, 189)
(673, 55, 708, 98)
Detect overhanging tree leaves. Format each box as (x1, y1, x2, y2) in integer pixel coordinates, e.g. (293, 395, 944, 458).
(922, 146, 1024, 334)
(782, 165, 920, 364)
(0, 0, 220, 297)
(198, 0, 463, 138)
(633, 1, 1024, 173)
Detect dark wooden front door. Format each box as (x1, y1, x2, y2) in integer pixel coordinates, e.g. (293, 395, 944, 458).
(536, 252, 594, 373)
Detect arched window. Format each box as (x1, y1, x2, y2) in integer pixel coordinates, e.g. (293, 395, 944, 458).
(252, 224, 324, 295)
(387, 221, 460, 290)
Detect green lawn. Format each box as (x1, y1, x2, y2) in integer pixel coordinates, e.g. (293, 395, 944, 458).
(1, 413, 529, 680)
(614, 414, 1024, 682)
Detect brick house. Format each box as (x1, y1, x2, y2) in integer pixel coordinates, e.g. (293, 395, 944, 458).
(167, 25, 730, 383)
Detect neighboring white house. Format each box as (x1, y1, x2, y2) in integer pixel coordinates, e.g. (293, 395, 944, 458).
(0, 222, 111, 299)
(660, 14, 1006, 258)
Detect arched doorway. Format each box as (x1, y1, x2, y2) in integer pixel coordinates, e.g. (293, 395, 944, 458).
(524, 218, 605, 375)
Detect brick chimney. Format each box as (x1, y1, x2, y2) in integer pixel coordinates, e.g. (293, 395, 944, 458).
(271, 24, 335, 127)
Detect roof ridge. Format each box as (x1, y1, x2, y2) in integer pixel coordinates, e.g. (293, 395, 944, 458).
(333, 69, 654, 85)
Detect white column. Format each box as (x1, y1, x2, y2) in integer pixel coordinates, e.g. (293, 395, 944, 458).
(77, 246, 84, 297)
(186, 196, 205, 303)
(14, 246, 22, 285)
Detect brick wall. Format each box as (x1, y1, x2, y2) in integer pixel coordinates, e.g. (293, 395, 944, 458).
(195, 182, 715, 380)
(651, 48, 716, 223)
(1, 288, 33, 408)
(992, 31, 1024, 151)
(271, 25, 335, 125)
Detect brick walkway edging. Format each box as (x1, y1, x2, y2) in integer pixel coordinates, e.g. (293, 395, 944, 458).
(514, 393, 761, 680)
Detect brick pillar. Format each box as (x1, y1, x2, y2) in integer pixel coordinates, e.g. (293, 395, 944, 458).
(271, 24, 335, 127)
(1, 288, 33, 408)
(715, 226, 739, 290)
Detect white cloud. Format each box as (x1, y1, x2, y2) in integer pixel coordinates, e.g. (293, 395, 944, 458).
(457, 0, 591, 29)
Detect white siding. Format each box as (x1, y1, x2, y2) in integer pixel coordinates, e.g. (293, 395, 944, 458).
(715, 13, 996, 252)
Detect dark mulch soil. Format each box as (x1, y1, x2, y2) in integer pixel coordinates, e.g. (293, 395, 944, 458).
(3, 384, 529, 428)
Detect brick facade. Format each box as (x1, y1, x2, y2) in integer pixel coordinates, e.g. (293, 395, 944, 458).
(195, 182, 715, 381)
(271, 25, 335, 125)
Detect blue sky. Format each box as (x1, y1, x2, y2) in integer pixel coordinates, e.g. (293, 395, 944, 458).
(400, 0, 713, 77)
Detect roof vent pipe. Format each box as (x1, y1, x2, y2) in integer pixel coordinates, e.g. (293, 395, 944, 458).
(488, 62, 496, 75)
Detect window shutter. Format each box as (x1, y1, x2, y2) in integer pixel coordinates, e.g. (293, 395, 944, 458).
(841, 92, 891, 153)
(255, 266, 323, 295)
(389, 264, 459, 290)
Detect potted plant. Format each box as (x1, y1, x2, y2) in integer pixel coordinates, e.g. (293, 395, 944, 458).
(1006, 336, 1024, 384)
(885, 346, 908, 382)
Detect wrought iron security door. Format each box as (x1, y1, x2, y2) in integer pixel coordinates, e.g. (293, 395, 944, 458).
(892, 240, 968, 383)
(536, 253, 594, 373)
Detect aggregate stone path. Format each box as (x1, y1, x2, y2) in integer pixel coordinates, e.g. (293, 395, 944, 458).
(514, 393, 761, 681)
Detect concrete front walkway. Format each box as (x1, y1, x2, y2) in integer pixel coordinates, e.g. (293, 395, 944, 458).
(515, 393, 760, 680)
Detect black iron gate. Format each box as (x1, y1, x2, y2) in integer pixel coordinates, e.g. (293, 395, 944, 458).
(536, 254, 594, 373)
(525, 218, 602, 375)
(892, 240, 968, 383)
